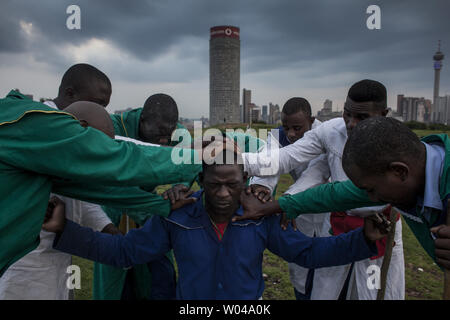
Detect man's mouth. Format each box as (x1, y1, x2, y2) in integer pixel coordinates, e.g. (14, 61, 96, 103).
(215, 202, 231, 209)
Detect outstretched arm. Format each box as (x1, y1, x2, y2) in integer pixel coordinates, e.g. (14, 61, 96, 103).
(43, 202, 171, 268)
(265, 215, 384, 269)
(235, 179, 384, 222)
(0, 112, 201, 189)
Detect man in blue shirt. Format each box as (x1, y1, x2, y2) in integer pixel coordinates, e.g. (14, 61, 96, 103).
(43, 145, 389, 299)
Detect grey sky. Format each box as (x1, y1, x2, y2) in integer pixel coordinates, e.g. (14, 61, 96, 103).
(1, 0, 449, 118)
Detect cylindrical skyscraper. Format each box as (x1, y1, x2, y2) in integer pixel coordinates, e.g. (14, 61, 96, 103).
(209, 26, 240, 125)
(432, 40, 444, 122)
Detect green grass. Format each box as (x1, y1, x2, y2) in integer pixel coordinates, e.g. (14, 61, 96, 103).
(413, 129, 449, 138)
(74, 129, 448, 300)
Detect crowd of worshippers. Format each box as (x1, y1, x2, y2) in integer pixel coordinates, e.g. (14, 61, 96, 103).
(0, 63, 449, 300)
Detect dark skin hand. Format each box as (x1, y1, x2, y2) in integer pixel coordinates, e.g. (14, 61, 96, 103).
(45, 196, 120, 235)
(162, 184, 192, 204)
(43, 196, 66, 234)
(101, 223, 122, 235)
(233, 190, 282, 222)
(162, 185, 198, 211)
(247, 184, 296, 230)
(248, 184, 273, 203)
(280, 213, 297, 231)
(363, 213, 391, 243)
(431, 225, 450, 270)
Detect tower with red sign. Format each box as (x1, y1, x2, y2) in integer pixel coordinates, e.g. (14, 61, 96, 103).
(209, 26, 240, 125)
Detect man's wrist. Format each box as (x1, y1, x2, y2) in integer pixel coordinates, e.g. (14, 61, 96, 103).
(101, 223, 121, 235)
(363, 229, 376, 246)
(262, 200, 282, 217)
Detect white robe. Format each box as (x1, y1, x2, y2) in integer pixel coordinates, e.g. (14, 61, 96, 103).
(250, 120, 331, 294)
(244, 117, 405, 300)
(0, 196, 112, 300)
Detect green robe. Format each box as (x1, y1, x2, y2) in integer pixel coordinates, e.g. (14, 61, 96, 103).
(0, 91, 201, 276)
(278, 133, 450, 262)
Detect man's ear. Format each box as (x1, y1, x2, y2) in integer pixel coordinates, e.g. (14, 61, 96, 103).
(79, 119, 89, 128)
(64, 87, 75, 100)
(310, 116, 315, 125)
(388, 162, 409, 181)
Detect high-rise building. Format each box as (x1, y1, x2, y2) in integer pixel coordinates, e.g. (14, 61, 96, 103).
(209, 26, 240, 125)
(432, 40, 445, 123)
(317, 99, 341, 121)
(268, 103, 281, 124)
(262, 105, 268, 123)
(323, 99, 332, 112)
(435, 95, 450, 125)
(250, 104, 260, 123)
(242, 88, 251, 123)
(397, 95, 432, 122)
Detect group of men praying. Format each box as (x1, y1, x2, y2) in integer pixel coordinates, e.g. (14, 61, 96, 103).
(0, 63, 449, 300)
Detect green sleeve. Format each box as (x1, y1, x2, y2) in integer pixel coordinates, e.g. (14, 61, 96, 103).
(110, 108, 142, 138)
(110, 113, 127, 137)
(0, 112, 201, 189)
(52, 181, 171, 218)
(278, 180, 384, 219)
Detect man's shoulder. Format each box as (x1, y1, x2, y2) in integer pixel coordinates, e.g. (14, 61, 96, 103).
(165, 191, 204, 229)
(320, 117, 345, 130)
(312, 118, 346, 142)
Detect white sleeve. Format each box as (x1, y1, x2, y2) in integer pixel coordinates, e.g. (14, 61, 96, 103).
(78, 201, 113, 231)
(115, 135, 160, 147)
(242, 124, 326, 177)
(249, 130, 282, 192)
(284, 154, 330, 195)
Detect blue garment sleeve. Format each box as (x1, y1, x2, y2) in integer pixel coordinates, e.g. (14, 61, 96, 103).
(53, 217, 171, 268)
(265, 215, 377, 269)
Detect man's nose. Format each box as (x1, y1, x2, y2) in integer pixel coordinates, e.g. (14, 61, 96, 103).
(217, 185, 230, 198)
(287, 129, 296, 140)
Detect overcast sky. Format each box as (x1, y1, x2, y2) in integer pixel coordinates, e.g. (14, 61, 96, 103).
(1, 0, 449, 118)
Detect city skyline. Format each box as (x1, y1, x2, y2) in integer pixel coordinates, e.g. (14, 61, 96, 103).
(0, 0, 449, 118)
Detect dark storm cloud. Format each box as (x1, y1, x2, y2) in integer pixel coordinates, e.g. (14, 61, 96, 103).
(0, 0, 449, 87)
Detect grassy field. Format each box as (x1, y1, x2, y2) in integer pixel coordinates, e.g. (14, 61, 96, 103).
(73, 128, 447, 300)
(413, 129, 449, 138)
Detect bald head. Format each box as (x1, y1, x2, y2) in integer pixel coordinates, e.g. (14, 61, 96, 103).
(64, 101, 115, 138)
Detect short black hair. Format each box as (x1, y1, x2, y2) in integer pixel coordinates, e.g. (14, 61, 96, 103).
(142, 93, 178, 124)
(58, 63, 111, 96)
(201, 142, 243, 175)
(282, 97, 312, 117)
(347, 79, 387, 110)
(342, 117, 424, 175)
